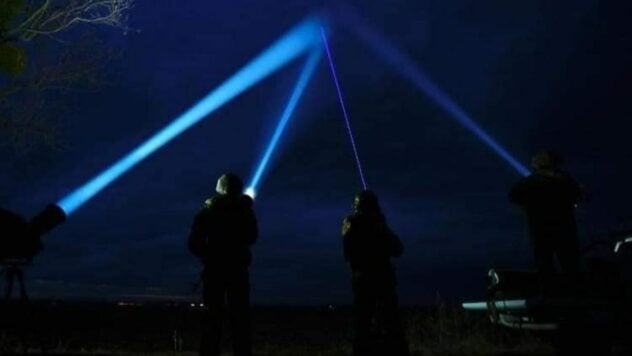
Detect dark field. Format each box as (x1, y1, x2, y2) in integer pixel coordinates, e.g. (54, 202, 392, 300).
(0, 301, 555, 355)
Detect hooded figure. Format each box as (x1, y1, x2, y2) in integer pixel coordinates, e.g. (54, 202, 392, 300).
(342, 191, 409, 356)
(509, 151, 584, 286)
(188, 173, 257, 356)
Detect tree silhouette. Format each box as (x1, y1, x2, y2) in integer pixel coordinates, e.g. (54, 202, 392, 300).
(0, 0, 134, 154)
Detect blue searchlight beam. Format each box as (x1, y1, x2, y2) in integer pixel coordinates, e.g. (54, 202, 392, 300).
(57, 18, 323, 215)
(246, 49, 322, 198)
(340, 13, 530, 177)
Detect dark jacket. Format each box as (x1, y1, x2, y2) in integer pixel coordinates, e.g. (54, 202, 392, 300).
(342, 212, 403, 272)
(188, 194, 258, 269)
(509, 172, 583, 237)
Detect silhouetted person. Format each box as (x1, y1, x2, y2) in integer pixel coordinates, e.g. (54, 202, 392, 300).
(509, 151, 584, 290)
(1, 208, 39, 301)
(342, 191, 409, 356)
(188, 173, 257, 356)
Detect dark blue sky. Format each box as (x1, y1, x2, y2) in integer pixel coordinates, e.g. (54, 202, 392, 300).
(3, 0, 632, 304)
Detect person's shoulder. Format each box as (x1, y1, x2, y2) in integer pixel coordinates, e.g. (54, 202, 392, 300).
(341, 215, 355, 237)
(198, 196, 225, 214)
(516, 173, 554, 188)
(239, 194, 254, 208)
(533, 171, 577, 186)
(203, 196, 219, 208)
(343, 214, 357, 224)
(342, 215, 356, 230)
(517, 174, 538, 184)
(201, 194, 254, 211)
(558, 171, 578, 182)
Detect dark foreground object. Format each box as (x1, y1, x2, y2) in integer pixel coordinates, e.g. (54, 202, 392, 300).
(1, 205, 66, 301)
(342, 190, 409, 356)
(188, 173, 258, 356)
(0, 301, 555, 355)
(0, 205, 66, 261)
(467, 234, 632, 355)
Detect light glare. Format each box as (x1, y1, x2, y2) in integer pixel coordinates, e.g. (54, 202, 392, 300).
(244, 187, 257, 199)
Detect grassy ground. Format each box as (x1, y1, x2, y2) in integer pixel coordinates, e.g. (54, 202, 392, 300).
(0, 301, 553, 355)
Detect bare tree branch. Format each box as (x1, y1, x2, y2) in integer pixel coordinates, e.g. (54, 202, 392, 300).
(11, 0, 134, 41)
(0, 0, 133, 156)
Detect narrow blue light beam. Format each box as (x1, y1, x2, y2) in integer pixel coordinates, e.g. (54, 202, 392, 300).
(337, 12, 530, 177)
(246, 49, 322, 198)
(320, 27, 369, 190)
(57, 18, 323, 215)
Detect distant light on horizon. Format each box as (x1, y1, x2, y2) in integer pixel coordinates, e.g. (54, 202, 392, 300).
(56, 17, 324, 215)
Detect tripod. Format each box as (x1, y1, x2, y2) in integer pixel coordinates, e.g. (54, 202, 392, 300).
(1, 259, 30, 301)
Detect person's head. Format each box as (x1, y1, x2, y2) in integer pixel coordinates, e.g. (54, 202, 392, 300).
(215, 173, 244, 196)
(531, 150, 561, 173)
(353, 190, 380, 214)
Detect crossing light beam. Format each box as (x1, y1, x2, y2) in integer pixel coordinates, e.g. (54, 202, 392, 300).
(57, 18, 324, 215)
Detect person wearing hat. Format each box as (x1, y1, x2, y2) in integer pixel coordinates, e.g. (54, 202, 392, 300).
(188, 173, 258, 356)
(341, 190, 409, 356)
(509, 151, 585, 289)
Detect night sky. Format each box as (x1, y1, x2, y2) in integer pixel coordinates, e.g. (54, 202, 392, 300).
(2, 0, 632, 305)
